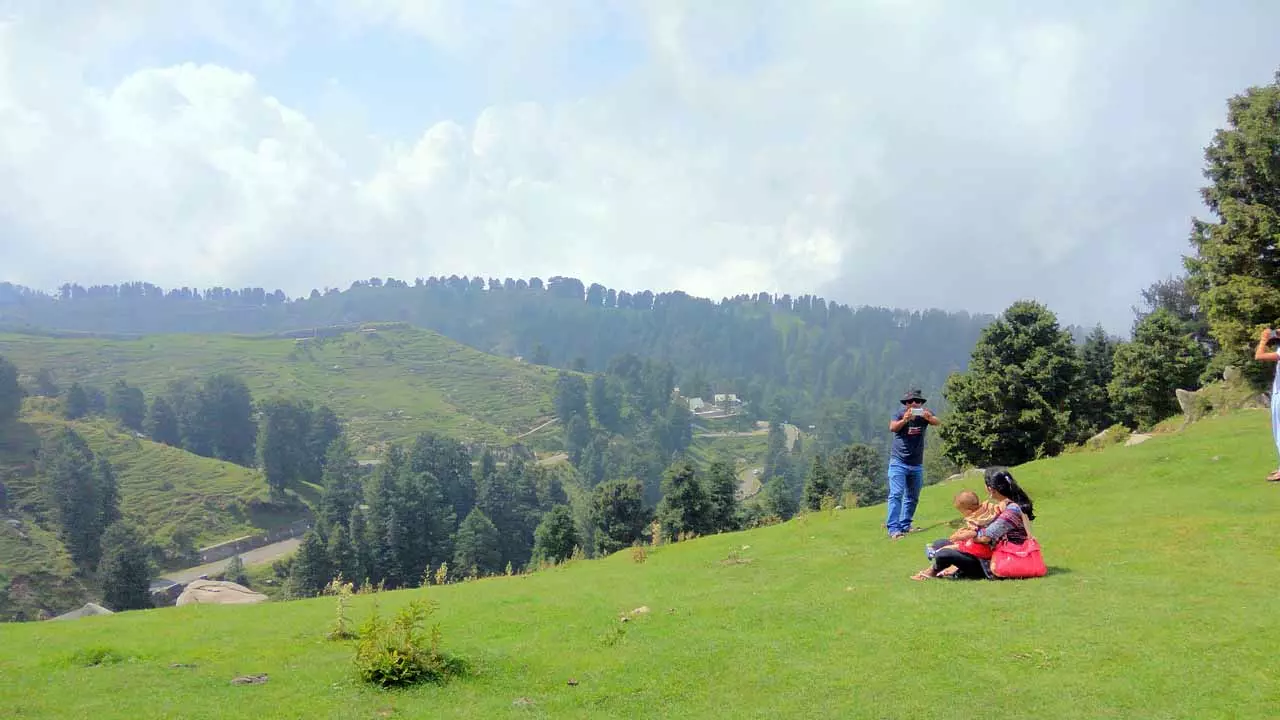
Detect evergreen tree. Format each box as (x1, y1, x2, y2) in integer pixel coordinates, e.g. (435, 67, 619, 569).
(95, 457, 121, 533)
(565, 415, 591, 466)
(453, 509, 502, 577)
(762, 419, 789, 481)
(553, 372, 590, 423)
(307, 404, 343, 474)
(1075, 325, 1119, 437)
(532, 505, 579, 565)
(591, 479, 648, 555)
(146, 396, 182, 447)
(802, 456, 837, 511)
(256, 397, 312, 497)
(941, 301, 1082, 467)
(656, 460, 710, 539)
(349, 510, 374, 585)
(290, 529, 332, 597)
(407, 432, 475, 530)
(1184, 71, 1280, 385)
(99, 521, 154, 611)
(762, 476, 799, 520)
(107, 379, 146, 431)
(1109, 309, 1209, 429)
(318, 438, 362, 532)
(40, 429, 109, 569)
(32, 367, 59, 398)
(703, 460, 741, 533)
(0, 356, 20, 424)
(395, 467, 456, 582)
(63, 383, 89, 420)
(590, 376, 623, 433)
(198, 373, 257, 465)
(327, 524, 361, 586)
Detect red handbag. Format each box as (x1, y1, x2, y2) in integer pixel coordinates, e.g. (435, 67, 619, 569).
(955, 538, 993, 560)
(990, 535, 1046, 579)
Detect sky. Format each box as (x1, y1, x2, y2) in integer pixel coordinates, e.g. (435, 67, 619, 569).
(0, 1, 1278, 332)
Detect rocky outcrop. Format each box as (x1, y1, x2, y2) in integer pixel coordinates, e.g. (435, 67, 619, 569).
(52, 603, 114, 621)
(175, 580, 267, 606)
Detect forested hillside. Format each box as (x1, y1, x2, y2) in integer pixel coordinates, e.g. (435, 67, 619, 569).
(0, 280, 992, 438)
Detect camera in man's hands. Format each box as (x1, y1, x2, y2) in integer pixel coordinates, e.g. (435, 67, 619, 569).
(910, 407, 925, 417)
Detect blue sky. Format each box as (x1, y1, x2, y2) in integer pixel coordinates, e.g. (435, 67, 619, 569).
(1, 0, 1279, 333)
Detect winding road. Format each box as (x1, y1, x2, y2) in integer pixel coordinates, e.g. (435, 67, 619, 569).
(157, 537, 303, 586)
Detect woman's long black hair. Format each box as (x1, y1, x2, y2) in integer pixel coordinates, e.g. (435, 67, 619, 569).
(984, 467, 1036, 521)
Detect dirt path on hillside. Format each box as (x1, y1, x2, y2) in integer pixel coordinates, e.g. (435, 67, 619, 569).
(515, 417, 558, 440)
(158, 538, 302, 585)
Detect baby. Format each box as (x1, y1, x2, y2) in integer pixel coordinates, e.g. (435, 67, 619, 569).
(924, 490, 998, 561)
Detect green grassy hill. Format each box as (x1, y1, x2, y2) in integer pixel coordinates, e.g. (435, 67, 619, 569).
(3, 410, 1277, 718)
(0, 324, 559, 453)
(0, 405, 310, 619)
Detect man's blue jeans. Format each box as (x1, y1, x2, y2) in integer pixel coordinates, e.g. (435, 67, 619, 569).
(885, 459, 924, 535)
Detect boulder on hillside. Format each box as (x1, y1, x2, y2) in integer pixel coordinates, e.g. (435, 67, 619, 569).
(176, 580, 268, 607)
(52, 603, 114, 621)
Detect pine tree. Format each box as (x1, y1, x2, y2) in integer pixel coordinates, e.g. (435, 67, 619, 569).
(656, 461, 710, 539)
(453, 509, 502, 577)
(941, 300, 1082, 467)
(63, 383, 89, 420)
(99, 521, 154, 612)
(802, 456, 837, 511)
(41, 429, 108, 569)
(703, 460, 741, 533)
(1075, 325, 1119, 437)
(591, 479, 648, 555)
(1109, 309, 1209, 428)
(96, 457, 120, 533)
(318, 438, 362, 532)
(146, 396, 182, 447)
(107, 380, 146, 431)
(1184, 71, 1280, 385)
(762, 476, 799, 520)
(532, 505, 579, 565)
(327, 524, 361, 586)
(290, 530, 332, 597)
(0, 356, 20, 424)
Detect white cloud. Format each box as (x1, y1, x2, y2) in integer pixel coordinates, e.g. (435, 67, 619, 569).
(0, 1, 1278, 331)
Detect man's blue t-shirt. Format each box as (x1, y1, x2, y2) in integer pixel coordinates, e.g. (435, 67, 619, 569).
(891, 409, 928, 466)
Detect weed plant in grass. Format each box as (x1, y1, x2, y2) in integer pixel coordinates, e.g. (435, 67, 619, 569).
(1, 410, 1278, 718)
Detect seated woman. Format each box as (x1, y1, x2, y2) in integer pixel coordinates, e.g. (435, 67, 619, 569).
(911, 467, 1036, 580)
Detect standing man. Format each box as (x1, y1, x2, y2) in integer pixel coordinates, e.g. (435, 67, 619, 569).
(1254, 328, 1280, 481)
(886, 388, 940, 538)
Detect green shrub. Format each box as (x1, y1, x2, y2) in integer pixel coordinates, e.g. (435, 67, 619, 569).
(353, 599, 466, 688)
(65, 647, 129, 668)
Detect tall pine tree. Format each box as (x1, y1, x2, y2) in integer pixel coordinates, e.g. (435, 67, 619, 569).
(99, 521, 154, 611)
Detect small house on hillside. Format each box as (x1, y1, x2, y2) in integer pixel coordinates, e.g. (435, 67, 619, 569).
(687, 397, 706, 412)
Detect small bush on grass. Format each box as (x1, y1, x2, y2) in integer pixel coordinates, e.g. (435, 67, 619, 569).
(65, 647, 129, 668)
(353, 598, 467, 688)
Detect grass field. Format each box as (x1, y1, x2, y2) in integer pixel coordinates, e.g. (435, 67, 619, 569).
(0, 324, 559, 452)
(3, 409, 1276, 718)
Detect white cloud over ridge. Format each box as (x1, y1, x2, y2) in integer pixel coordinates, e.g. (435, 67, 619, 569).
(0, 1, 1278, 331)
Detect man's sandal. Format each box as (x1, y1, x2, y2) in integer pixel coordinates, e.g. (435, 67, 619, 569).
(910, 570, 935, 581)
